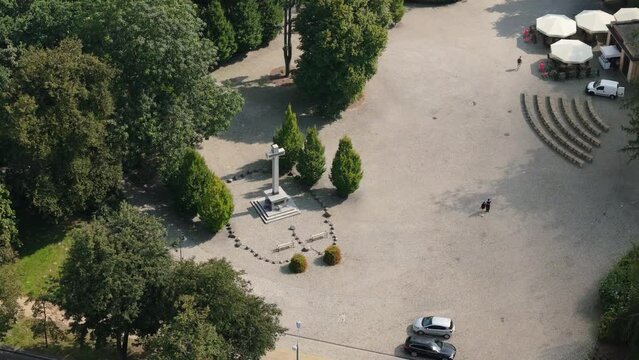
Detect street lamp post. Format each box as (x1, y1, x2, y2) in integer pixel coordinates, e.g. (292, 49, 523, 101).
(294, 320, 301, 360)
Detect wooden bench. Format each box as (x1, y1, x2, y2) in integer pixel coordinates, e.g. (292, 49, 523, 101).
(307, 231, 328, 243)
(274, 241, 295, 252)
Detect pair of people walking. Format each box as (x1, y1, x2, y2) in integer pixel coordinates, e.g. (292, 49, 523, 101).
(481, 199, 491, 213)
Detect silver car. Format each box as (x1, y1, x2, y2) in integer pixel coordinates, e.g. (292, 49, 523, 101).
(412, 316, 455, 339)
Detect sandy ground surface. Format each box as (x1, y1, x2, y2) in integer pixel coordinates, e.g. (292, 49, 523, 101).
(132, 0, 639, 359)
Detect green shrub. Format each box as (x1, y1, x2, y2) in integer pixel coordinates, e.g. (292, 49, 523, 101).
(289, 253, 307, 273)
(169, 149, 214, 217)
(297, 126, 326, 187)
(223, 0, 262, 52)
(323, 245, 341, 266)
(389, 0, 404, 24)
(198, 173, 234, 233)
(258, 0, 283, 45)
(0, 183, 18, 264)
(273, 104, 304, 174)
(599, 247, 639, 313)
(330, 136, 363, 198)
(598, 246, 639, 342)
(407, 0, 459, 4)
(201, 0, 238, 63)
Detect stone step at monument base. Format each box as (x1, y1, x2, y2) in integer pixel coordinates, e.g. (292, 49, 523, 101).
(251, 198, 301, 224)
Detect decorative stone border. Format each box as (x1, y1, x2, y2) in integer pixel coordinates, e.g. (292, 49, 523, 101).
(223, 168, 340, 266)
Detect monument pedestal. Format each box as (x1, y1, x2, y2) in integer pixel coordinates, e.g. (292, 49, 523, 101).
(251, 187, 300, 224)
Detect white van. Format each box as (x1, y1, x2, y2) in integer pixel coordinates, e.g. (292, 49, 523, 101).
(585, 79, 625, 100)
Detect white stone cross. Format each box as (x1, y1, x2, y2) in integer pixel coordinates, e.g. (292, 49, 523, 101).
(266, 144, 285, 195)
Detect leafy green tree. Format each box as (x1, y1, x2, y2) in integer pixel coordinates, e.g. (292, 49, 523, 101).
(55, 202, 172, 359)
(15, 0, 244, 180)
(0, 38, 122, 220)
(389, 0, 404, 24)
(295, 0, 388, 117)
(0, 183, 18, 263)
(144, 296, 229, 360)
(0, 266, 20, 340)
(198, 174, 234, 233)
(273, 104, 304, 174)
(258, 0, 283, 45)
(297, 126, 326, 186)
(200, 0, 238, 63)
(168, 149, 214, 218)
(169, 259, 285, 359)
(330, 136, 363, 197)
(222, 0, 263, 52)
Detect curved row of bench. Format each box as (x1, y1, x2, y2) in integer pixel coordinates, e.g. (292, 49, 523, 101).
(546, 97, 592, 153)
(572, 98, 602, 138)
(533, 95, 593, 162)
(586, 98, 610, 132)
(558, 97, 601, 147)
(521, 93, 612, 167)
(521, 93, 585, 167)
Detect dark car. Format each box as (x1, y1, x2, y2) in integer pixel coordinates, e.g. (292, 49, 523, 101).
(404, 336, 456, 359)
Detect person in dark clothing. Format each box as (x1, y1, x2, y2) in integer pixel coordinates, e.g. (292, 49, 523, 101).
(485, 199, 491, 213)
(516, 56, 522, 70)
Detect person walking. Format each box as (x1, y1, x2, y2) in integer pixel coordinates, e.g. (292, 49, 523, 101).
(485, 198, 491, 213)
(516, 56, 522, 70)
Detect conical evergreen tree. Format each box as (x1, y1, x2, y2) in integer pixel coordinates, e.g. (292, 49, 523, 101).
(222, 0, 262, 52)
(330, 136, 363, 198)
(169, 149, 214, 217)
(297, 126, 325, 187)
(258, 0, 283, 45)
(389, 0, 404, 24)
(273, 104, 304, 174)
(202, 0, 237, 63)
(198, 173, 234, 232)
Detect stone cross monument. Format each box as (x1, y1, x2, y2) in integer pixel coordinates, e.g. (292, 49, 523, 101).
(266, 144, 285, 195)
(249, 144, 300, 223)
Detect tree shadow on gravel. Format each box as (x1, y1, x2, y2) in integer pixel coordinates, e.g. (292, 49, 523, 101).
(217, 80, 332, 145)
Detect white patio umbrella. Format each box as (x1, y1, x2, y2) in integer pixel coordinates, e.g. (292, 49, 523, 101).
(536, 14, 577, 38)
(550, 39, 593, 64)
(614, 7, 639, 22)
(575, 10, 615, 34)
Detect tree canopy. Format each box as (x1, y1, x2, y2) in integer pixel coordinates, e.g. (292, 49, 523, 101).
(5, 0, 244, 180)
(0, 266, 20, 340)
(0, 38, 122, 220)
(0, 183, 18, 263)
(55, 202, 171, 358)
(143, 296, 229, 360)
(295, 0, 388, 117)
(169, 259, 286, 359)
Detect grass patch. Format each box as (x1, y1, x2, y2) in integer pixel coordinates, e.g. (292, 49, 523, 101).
(4, 316, 120, 360)
(9, 223, 71, 296)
